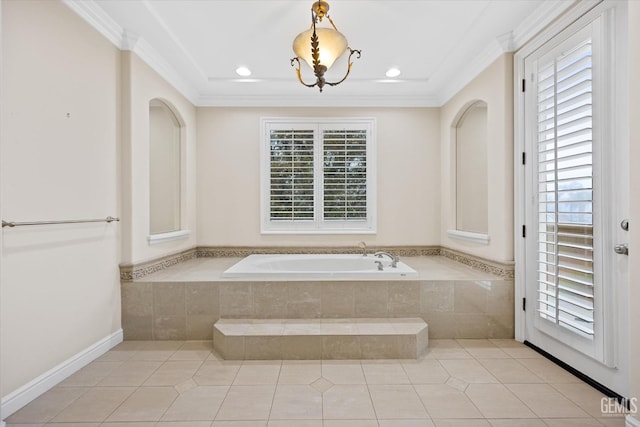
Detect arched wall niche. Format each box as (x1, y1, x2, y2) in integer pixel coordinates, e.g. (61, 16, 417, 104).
(148, 98, 185, 238)
(451, 100, 489, 238)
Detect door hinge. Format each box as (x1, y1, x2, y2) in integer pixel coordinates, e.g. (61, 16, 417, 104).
(523, 297, 526, 311)
(522, 78, 526, 92)
(522, 152, 526, 165)
(522, 225, 526, 238)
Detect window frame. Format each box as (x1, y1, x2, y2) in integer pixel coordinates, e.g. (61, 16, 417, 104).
(260, 117, 377, 234)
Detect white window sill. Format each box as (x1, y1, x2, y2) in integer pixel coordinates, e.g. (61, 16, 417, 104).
(447, 229, 490, 245)
(261, 228, 377, 235)
(148, 229, 191, 245)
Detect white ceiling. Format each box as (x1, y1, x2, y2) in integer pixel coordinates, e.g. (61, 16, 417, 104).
(65, 0, 574, 107)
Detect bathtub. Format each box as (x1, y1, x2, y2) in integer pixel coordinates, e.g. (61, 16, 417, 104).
(222, 254, 418, 278)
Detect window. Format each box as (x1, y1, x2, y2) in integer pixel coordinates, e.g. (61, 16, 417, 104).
(261, 118, 376, 233)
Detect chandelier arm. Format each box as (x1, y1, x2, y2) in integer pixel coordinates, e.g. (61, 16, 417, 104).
(324, 48, 362, 87)
(326, 15, 339, 31)
(290, 57, 319, 88)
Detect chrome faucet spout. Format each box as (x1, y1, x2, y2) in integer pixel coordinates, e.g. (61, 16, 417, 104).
(358, 241, 368, 257)
(374, 251, 399, 268)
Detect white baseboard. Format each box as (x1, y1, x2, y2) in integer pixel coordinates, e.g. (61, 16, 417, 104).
(1, 329, 123, 419)
(628, 414, 640, 427)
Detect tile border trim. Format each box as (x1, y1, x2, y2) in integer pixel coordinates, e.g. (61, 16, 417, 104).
(196, 245, 441, 258)
(120, 245, 514, 280)
(439, 246, 515, 279)
(119, 248, 197, 281)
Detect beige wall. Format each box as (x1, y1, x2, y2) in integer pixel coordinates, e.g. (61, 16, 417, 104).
(120, 53, 197, 264)
(197, 107, 441, 247)
(1, 0, 121, 397)
(440, 54, 514, 263)
(628, 0, 640, 419)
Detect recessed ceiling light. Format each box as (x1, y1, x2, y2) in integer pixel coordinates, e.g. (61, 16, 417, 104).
(385, 67, 401, 78)
(235, 66, 252, 77)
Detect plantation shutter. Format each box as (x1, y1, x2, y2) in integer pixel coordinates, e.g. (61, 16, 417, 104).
(322, 129, 368, 221)
(269, 129, 315, 221)
(536, 37, 595, 337)
(262, 118, 375, 233)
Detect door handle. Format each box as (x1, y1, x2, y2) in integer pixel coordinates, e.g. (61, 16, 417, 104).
(614, 244, 629, 255)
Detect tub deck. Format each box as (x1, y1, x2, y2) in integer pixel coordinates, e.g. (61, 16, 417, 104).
(141, 255, 502, 282)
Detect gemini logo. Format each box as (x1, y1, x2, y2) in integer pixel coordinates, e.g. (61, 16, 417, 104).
(600, 397, 638, 416)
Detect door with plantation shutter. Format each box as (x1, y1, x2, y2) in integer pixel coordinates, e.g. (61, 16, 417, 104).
(521, 5, 629, 396)
(533, 28, 597, 349)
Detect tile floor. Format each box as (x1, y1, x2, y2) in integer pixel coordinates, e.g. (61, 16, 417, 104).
(5, 339, 627, 427)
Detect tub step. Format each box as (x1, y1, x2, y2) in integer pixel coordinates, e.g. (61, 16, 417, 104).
(213, 318, 428, 360)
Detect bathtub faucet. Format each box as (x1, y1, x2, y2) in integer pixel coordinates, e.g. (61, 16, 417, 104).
(374, 251, 399, 268)
(358, 241, 368, 257)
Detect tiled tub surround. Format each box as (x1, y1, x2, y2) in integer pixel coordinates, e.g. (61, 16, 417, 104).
(121, 256, 514, 340)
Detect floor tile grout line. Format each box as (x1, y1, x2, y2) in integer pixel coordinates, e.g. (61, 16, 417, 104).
(210, 365, 239, 422)
(100, 384, 142, 423)
(23, 385, 91, 425)
(265, 360, 282, 422)
(149, 383, 180, 424)
(471, 369, 614, 425)
(409, 380, 435, 422)
(465, 350, 546, 422)
(546, 379, 610, 416)
(362, 384, 382, 427)
(100, 344, 204, 424)
(318, 361, 325, 424)
(506, 380, 600, 421)
(87, 385, 137, 424)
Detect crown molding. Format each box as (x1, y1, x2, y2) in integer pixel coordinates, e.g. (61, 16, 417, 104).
(196, 94, 440, 108)
(130, 38, 200, 104)
(62, 0, 124, 48)
(63, 0, 200, 105)
(141, 0, 209, 84)
(435, 36, 506, 106)
(434, 0, 581, 106)
(511, 0, 580, 48)
(514, 0, 602, 59)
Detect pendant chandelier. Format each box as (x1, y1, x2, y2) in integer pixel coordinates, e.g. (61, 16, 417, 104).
(290, 0, 361, 92)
